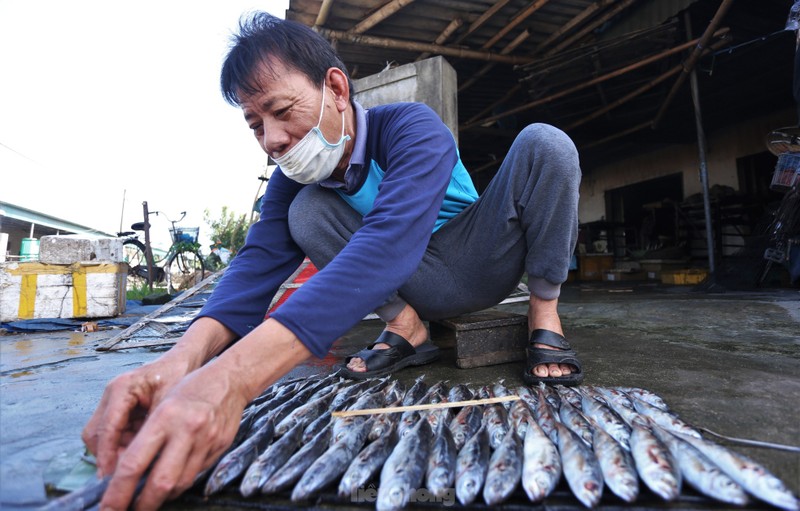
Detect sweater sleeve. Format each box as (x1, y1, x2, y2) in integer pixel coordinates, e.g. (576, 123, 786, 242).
(194, 170, 306, 338)
(271, 103, 458, 358)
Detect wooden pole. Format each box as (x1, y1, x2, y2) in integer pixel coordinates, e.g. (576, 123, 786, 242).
(461, 29, 728, 130)
(349, 0, 418, 35)
(652, 0, 735, 128)
(481, 0, 549, 50)
(454, 0, 514, 45)
(417, 18, 462, 61)
(142, 201, 155, 291)
(314, 0, 335, 27)
(535, 0, 615, 55)
(317, 28, 531, 65)
(545, 0, 639, 56)
(459, 30, 530, 92)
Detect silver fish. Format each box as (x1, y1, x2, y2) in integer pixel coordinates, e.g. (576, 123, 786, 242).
(483, 428, 523, 505)
(508, 398, 535, 440)
(677, 431, 799, 511)
(383, 379, 406, 404)
(260, 423, 332, 495)
(521, 420, 561, 503)
(301, 410, 332, 443)
(483, 401, 510, 450)
(632, 398, 701, 438)
(273, 387, 336, 437)
(619, 386, 669, 410)
(554, 421, 603, 508)
(447, 383, 473, 403)
(559, 400, 593, 447)
(588, 416, 639, 503)
(239, 420, 304, 497)
(455, 427, 490, 506)
(555, 384, 583, 410)
(425, 407, 452, 433)
(204, 417, 275, 496)
(291, 417, 373, 501)
(332, 391, 384, 443)
(449, 405, 483, 451)
(426, 418, 458, 499)
(329, 379, 372, 411)
(369, 399, 401, 442)
(578, 390, 631, 451)
(402, 375, 428, 406)
(653, 426, 748, 506)
(593, 386, 639, 425)
(629, 418, 681, 501)
(339, 423, 399, 499)
(492, 380, 515, 409)
(377, 418, 433, 511)
(533, 385, 559, 444)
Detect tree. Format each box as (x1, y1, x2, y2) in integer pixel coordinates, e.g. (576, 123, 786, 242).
(203, 206, 249, 270)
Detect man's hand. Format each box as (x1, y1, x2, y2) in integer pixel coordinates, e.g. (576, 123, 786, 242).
(98, 364, 248, 510)
(81, 357, 190, 479)
(86, 317, 312, 510)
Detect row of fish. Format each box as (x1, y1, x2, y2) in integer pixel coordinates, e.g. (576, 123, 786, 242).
(47, 372, 799, 510)
(195, 373, 799, 510)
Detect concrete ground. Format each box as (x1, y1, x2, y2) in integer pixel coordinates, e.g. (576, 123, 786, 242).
(1, 280, 798, 509)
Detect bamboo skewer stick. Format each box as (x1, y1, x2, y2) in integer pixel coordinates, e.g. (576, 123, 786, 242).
(332, 395, 519, 417)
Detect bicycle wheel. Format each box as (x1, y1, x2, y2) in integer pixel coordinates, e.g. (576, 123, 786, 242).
(166, 248, 206, 293)
(122, 239, 148, 290)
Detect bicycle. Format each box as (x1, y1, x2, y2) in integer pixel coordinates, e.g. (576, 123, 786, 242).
(118, 210, 207, 294)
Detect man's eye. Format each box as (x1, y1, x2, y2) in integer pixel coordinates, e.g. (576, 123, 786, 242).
(251, 124, 264, 136)
(275, 107, 290, 119)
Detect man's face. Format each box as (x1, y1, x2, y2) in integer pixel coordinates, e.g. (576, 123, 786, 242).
(240, 59, 341, 159)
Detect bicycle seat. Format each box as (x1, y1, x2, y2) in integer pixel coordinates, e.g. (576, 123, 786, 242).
(130, 222, 147, 231)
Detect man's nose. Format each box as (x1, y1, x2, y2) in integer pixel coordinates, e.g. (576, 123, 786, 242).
(262, 126, 290, 157)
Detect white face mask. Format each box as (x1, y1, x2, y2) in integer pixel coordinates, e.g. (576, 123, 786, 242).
(273, 83, 351, 184)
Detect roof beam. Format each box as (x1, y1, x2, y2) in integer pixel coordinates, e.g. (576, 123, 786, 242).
(482, 0, 550, 49)
(454, 0, 514, 45)
(417, 17, 463, 61)
(317, 28, 532, 65)
(460, 28, 729, 130)
(545, 0, 639, 56)
(314, 0, 335, 27)
(535, 0, 616, 55)
(459, 29, 530, 92)
(349, 0, 418, 35)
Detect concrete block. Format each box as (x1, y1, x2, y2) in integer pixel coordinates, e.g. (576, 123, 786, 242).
(430, 310, 528, 369)
(39, 234, 124, 264)
(354, 56, 458, 143)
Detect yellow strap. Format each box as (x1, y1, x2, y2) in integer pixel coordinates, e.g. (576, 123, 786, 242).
(18, 274, 37, 319)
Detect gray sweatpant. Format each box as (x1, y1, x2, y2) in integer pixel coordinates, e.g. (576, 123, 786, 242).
(288, 123, 581, 323)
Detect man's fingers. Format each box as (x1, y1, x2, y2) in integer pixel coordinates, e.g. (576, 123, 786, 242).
(100, 422, 165, 511)
(131, 433, 196, 511)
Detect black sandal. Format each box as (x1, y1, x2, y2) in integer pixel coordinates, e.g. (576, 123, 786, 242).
(340, 331, 440, 380)
(523, 329, 584, 386)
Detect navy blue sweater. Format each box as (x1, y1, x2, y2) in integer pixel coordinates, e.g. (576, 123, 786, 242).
(196, 102, 477, 358)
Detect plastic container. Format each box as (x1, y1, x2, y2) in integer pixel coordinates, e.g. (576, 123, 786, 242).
(19, 238, 40, 261)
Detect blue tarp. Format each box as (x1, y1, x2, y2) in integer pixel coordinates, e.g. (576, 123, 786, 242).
(0, 301, 161, 333)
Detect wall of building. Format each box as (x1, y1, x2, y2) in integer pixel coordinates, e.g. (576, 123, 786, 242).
(578, 108, 796, 223)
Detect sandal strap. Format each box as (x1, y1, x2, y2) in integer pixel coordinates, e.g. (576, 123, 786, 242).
(344, 331, 415, 369)
(529, 329, 572, 350)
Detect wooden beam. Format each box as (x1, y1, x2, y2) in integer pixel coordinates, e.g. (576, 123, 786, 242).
(349, 0, 418, 35)
(546, 0, 639, 56)
(482, 0, 550, 50)
(464, 83, 524, 126)
(314, 0, 335, 27)
(417, 17, 463, 61)
(317, 28, 532, 64)
(580, 119, 652, 149)
(534, 0, 615, 55)
(652, 0, 736, 128)
(454, 0, 514, 45)
(461, 28, 729, 130)
(565, 37, 731, 130)
(459, 29, 530, 92)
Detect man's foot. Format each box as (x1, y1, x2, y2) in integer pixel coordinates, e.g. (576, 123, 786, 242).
(346, 304, 428, 373)
(527, 294, 582, 384)
(531, 342, 575, 378)
(524, 329, 584, 386)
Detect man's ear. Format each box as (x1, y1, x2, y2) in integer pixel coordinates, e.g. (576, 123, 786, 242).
(326, 67, 350, 112)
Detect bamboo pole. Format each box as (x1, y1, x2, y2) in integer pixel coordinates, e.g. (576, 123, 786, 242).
(652, 0, 735, 128)
(349, 0, 418, 35)
(459, 29, 530, 92)
(460, 29, 728, 130)
(535, 0, 615, 55)
(314, 0, 335, 27)
(317, 28, 531, 65)
(546, 0, 639, 56)
(332, 395, 519, 418)
(454, 0, 514, 45)
(482, 0, 549, 50)
(464, 83, 523, 126)
(417, 18, 463, 61)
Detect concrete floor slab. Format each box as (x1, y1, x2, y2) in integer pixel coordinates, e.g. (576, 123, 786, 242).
(1, 282, 798, 509)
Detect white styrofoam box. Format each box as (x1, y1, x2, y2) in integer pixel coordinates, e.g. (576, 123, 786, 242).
(0, 262, 127, 321)
(39, 234, 124, 264)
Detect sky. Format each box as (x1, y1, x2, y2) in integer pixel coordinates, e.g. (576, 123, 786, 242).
(0, 0, 290, 249)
